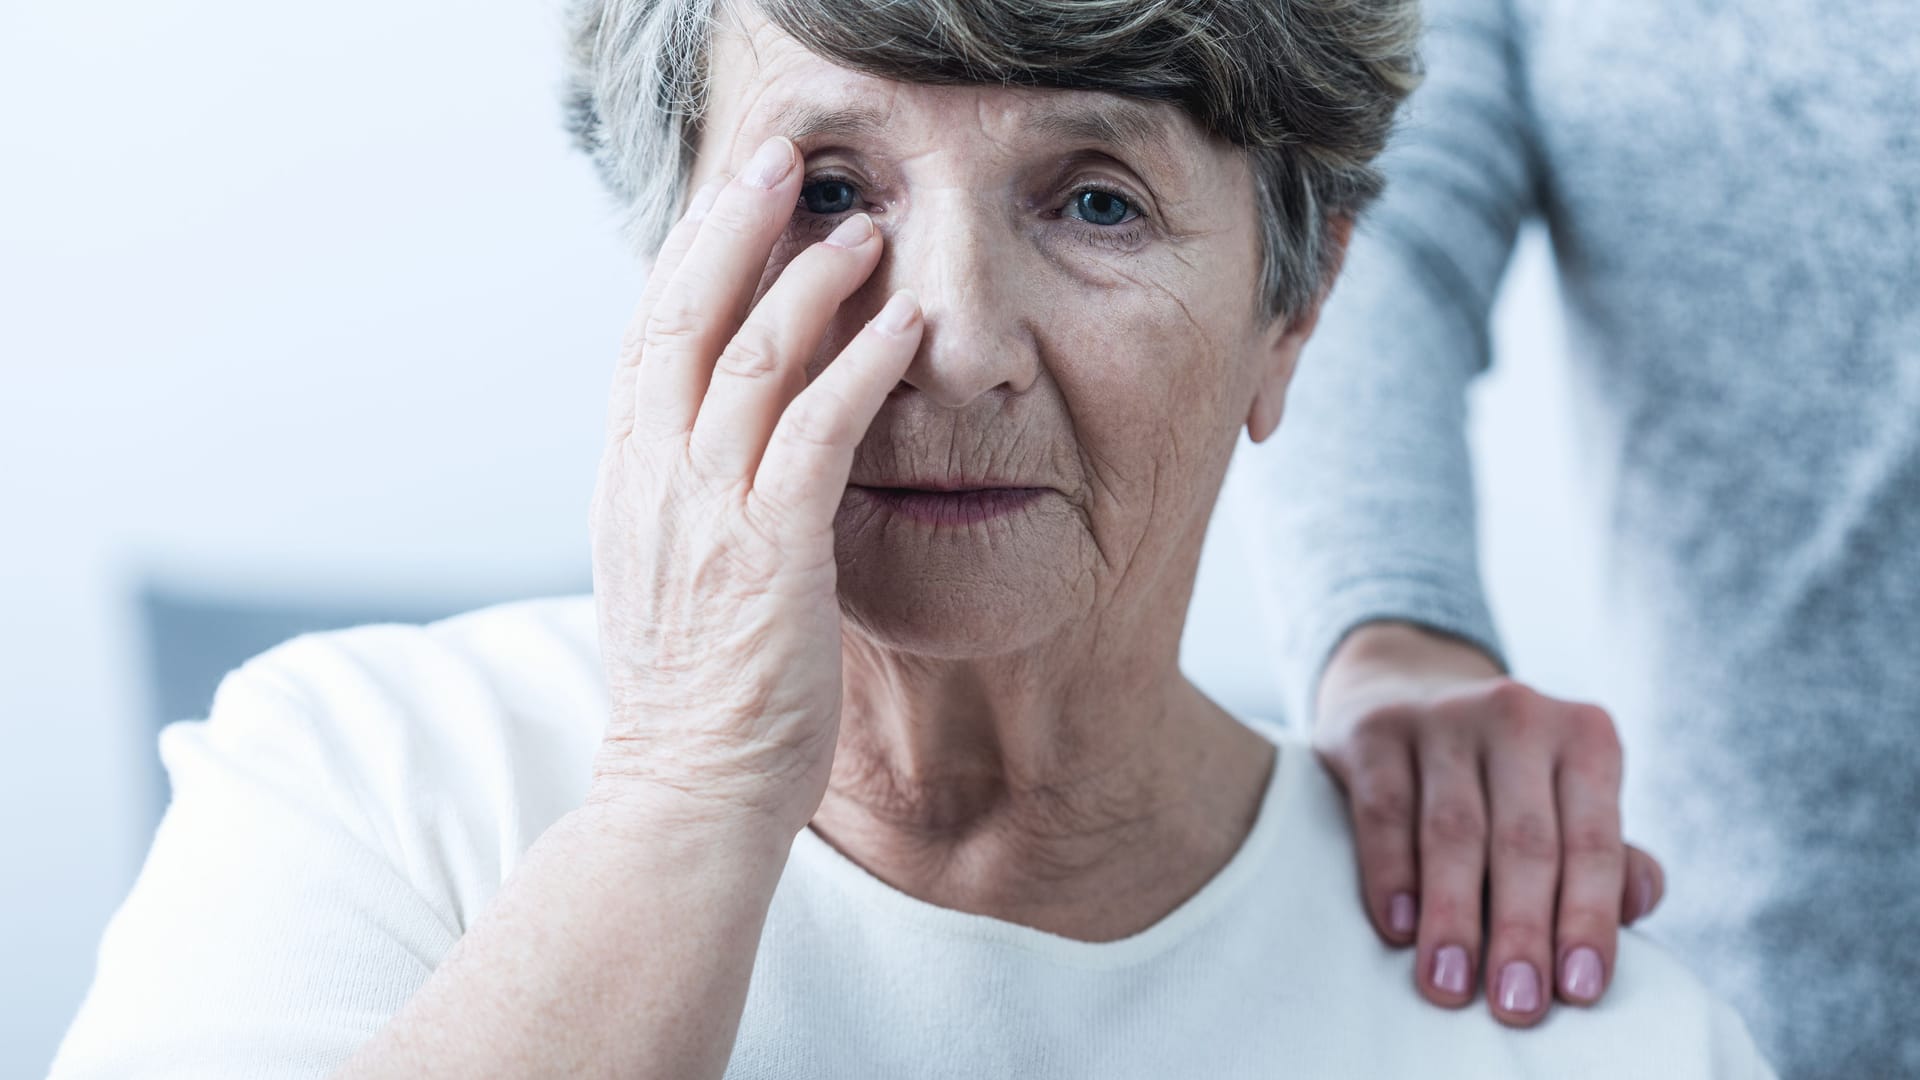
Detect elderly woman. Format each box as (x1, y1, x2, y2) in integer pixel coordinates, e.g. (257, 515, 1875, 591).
(51, 1, 1771, 1077)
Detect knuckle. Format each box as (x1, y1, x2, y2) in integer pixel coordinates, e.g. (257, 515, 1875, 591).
(645, 291, 708, 348)
(1353, 703, 1419, 739)
(1483, 677, 1538, 718)
(702, 193, 761, 234)
(1566, 704, 1623, 754)
(1353, 785, 1418, 833)
(705, 192, 784, 241)
(1557, 903, 1618, 940)
(715, 331, 786, 381)
(780, 386, 854, 449)
(1420, 889, 1478, 929)
(1563, 740, 1624, 791)
(1491, 812, 1560, 864)
(1489, 916, 1552, 952)
(1561, 819, 1623, 861)
(1424, 798, 1488, 849)
(619, 324, 648, 364)
(1495, 704, 1548, 742)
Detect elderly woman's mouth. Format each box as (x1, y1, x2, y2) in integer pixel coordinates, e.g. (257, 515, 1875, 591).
(847, 483, 1051, 526)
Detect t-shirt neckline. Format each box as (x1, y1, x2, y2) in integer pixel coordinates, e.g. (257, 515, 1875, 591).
(787, 718, 1295, 971)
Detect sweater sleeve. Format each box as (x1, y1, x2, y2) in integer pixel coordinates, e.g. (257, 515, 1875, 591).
(46, 652, 462, 1080)
(1240, 0, 1540, 728)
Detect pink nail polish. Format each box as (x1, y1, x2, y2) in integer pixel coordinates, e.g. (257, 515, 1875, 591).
(1388, 892, 1417, 937)
(1563, 946, 1604, 1001)
(1497, 962, 1540, 1014)
(1432, 946, 1470, 996)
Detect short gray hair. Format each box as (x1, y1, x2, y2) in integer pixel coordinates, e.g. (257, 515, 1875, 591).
(562, 0, 1421, 318)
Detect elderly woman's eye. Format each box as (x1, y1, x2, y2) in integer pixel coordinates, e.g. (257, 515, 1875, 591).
(1067, 188, 1139, 227)
(799, 178, 860, 216)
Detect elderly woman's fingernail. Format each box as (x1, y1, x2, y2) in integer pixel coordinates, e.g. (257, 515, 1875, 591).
(687, 178, 725, 221)
(825, 213, 874, 249)
(1497, 962, 1540, 1014)
(873, 290, 920, 335)
(742, 136, 796, 189)
(1432, 945, 1470, 995)
(1562, 946, 1604, 1001)
(1388, 892, 1417, 937)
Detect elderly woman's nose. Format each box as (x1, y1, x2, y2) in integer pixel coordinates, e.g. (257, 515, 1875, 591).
(885, 213, 1040, 409)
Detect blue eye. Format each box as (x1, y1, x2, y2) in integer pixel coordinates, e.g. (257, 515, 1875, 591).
(800, 178, 858, 215)
(1069, 189, 1136, 227)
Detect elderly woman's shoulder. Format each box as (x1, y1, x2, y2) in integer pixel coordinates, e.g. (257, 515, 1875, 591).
(165, 594, 605, 922)
(209, 592, 604, 764)
(1243, 720, 1774, 1076)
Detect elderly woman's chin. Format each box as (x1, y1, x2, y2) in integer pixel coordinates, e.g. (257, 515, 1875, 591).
(832, 489, 1097, 657)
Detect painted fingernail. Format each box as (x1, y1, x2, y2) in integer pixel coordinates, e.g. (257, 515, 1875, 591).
(1388, 892, 1417, 937)
(687, 178, 724, 221)
(824, 213, 874, 249)
(873, 290, 919, 335)
(1432, 946, 1470, 996)
(742, 136, 795, 189)
(1562, 946, 1604, 1002)
(1497, 962, 1541, 1014)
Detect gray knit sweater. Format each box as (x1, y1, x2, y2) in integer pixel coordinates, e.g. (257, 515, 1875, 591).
(1246, 1, 1918, 1075)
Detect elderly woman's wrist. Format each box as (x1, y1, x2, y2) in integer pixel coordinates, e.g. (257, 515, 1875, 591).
(582, 758, 812, 851)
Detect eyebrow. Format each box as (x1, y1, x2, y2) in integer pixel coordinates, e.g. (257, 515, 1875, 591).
(767, 101, 889, 142)
(1029, 101, 1174, 154)
(762, 97, 1178, 156)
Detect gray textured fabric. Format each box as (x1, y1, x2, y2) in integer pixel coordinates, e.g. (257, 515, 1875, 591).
(1243, 1, 1919, 1075)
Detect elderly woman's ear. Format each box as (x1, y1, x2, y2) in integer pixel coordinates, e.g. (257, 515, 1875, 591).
(1246, 215, 1356, 443)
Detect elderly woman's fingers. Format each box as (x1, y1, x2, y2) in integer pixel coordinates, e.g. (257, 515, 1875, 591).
(1621, 843, 1665, 924)
(1481, 730, 1563, 1027)
(752, 290, 923, 525)
(632, 136, 804, 441)
(1550, 707, 1626, 1006)
(1413, 730, 1488, 1009)
(688, 213, 884, 479)
(604, 177, 727, 447)
(1327, 720, 1422, 946)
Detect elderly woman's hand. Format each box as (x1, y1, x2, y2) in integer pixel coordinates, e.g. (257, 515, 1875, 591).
(338, 141, 927, 1080)
(588, 136, 924, 837)
(1313, 621, 1666, 1029)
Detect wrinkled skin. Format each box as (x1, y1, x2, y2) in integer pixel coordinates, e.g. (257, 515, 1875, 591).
(589, 7, 1650, 1032)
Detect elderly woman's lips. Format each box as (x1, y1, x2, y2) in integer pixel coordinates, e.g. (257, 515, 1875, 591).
(849, 485, 1048, 526)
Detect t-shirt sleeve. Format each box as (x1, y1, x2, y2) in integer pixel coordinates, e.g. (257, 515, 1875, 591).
(1715, 998, 1783, 1080)
(47, 651, 462, 1079)
(1238, 0, 1538, 727)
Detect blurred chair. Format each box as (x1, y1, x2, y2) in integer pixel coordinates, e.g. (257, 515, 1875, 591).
(136, 576, 587, 827)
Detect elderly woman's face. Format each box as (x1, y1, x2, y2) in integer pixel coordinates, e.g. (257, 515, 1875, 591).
(695, 13, 1285, 657)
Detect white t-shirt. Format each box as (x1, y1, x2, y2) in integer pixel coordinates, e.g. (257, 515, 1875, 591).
(50, 596, 1774, 1079)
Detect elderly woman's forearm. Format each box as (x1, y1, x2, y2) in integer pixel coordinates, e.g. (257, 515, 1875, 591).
(334, 802, 791, 1080)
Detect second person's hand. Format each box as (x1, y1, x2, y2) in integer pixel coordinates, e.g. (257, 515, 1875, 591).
(1313, 621, 1667, 1029)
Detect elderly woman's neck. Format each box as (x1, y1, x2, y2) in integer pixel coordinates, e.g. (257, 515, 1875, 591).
(810, 637, 1275, 941)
